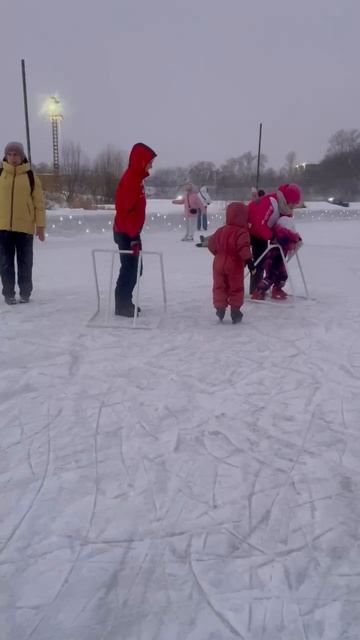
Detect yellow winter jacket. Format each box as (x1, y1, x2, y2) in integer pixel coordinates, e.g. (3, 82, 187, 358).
(0, 161, 45, 234)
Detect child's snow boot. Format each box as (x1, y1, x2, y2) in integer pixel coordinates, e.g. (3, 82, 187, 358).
(216, 308, 226, 321)
(231, 308, 243, 324)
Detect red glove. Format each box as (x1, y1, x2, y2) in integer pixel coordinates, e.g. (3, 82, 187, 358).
(130, 240, 142, 257)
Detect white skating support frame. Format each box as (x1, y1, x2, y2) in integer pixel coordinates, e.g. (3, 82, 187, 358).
(247, 243, 310, 305)
(88, 249, 167, 328)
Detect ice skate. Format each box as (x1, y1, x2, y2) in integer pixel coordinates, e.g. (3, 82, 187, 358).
(251, 289, 265, 301)
(271, 286, 288, 300)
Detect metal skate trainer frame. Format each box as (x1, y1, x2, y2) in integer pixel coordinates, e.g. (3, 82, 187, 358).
(88, 249, 167, 328)
(246, 243, 310, 305)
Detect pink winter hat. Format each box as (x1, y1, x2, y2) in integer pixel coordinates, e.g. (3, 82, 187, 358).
(278, 183, 302, 206)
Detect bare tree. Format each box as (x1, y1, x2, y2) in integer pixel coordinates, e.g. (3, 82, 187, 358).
(148, 166, 188, 187)
(188, 161, 216, 187)
(218, 152, 265, 187)
(34, 162, 52, 174)
(283, 151, 297, 180)
(241, 151, 258, 184)
(93, 146, 125, 202)
(220, 156, 244, 181)
(326, 129, 360, 156)
(61, 141, 84, 204)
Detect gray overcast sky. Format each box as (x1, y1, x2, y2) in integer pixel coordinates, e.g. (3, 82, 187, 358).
(1, 0, 359, 169)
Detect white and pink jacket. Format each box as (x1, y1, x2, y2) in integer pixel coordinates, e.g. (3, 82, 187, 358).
(172, 186, 206, 218)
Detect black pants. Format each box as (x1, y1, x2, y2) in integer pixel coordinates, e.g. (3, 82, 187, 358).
(113, 231, 142, 310)
(249, 235, 268, 294)
(0, 231, 33, 299)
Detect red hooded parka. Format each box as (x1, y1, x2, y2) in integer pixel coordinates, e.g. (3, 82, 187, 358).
(208, 202, 252, 309)
(114, 143, 157, 238)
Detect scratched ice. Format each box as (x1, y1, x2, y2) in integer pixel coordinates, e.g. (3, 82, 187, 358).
(1, 211, 360, 640)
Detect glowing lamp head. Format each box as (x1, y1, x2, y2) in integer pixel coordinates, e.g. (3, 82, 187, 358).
(42, 95, 63, 120)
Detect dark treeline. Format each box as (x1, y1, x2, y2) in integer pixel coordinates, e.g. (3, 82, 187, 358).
(35, 129, 360, 206)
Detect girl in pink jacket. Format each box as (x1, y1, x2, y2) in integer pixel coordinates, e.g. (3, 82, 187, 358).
(172, 183, 205, 241)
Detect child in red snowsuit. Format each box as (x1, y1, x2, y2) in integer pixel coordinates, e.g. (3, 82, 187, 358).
(208, 202, 255, 324)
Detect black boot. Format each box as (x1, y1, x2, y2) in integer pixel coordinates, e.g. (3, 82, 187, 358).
(115, 303, 134, 317)
(5, 296, 16, 306)
(231, 307, 243, 324)
(115, 301, 141, 317)
(216, 308, 226, 321)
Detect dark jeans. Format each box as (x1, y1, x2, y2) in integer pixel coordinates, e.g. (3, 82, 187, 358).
(0, 231, 33, 299)
(113, 231, 142, 310)
(197, 211, 208, 231)
(249, 235, 268, 294)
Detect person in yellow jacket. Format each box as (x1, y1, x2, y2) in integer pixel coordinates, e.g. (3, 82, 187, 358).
(0, 141, 45, 305)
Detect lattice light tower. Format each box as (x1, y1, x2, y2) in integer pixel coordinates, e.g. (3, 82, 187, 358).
(44, 96, 63, 173)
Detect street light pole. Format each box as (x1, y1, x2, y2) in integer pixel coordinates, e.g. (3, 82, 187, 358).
(255, 122, 263, 190)
(21, 59, 32, 163)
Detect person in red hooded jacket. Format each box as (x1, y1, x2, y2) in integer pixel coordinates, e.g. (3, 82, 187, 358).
(208, 202, 255, 324)
(248, 183, 302, 300)
(113, 142, 157, 316)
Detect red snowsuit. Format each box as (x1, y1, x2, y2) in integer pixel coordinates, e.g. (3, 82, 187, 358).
(208, 202, 252, 309)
